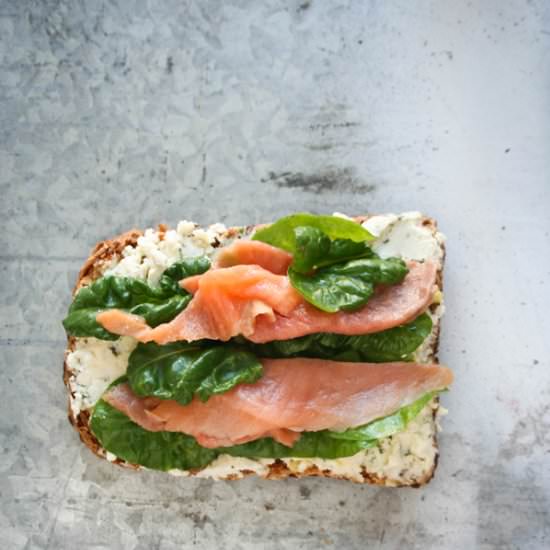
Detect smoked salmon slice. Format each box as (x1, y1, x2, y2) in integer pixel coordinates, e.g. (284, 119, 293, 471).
(97, 259, 437, 344)
(181, 240, 292, 293)
(104, 358, 453, 448)
(248, 260, 438, 342)
(97, 265, 302, 343)
(213, 239, 293, 275)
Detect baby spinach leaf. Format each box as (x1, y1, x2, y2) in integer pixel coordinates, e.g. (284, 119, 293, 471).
(91, 397, 367, 469)
(127, 342, 263, 405)
(159, 256, 211, 296)
(223, 430, 376, 460)
(90, 381, 437, 470)
(62, 257, 210, 340)
(288, 257, 408, 313)
(241, 313, 433, 363)
(289, 268, 374, 312)
(62, 276, 189, 340)
(196, 350, 263, 402)
(328, 392, 436, 441)
(252, 212, 374, 253)
(292, 226, 375, 274)
(325, 256, 409, 284)
(90, 398, 218, 471)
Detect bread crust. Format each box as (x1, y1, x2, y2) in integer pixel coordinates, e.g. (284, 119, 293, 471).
(63, 217, 445, 486)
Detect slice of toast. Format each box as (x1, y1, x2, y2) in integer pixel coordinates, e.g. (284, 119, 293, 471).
(64, 213, 446, 486)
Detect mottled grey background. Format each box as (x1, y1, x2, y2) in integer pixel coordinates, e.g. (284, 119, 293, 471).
(1, 0, 549, 548)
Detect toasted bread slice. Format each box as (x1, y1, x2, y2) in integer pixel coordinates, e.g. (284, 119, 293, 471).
(64, 214, 446, 486)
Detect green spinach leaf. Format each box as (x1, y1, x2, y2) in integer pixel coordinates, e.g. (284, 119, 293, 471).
(329, 392, 436, 441)
(127, 342, 263, 405)
(292, 226, 375, 274)
(240, 313, 432, 363)
(90, 384, 437, 470)
(252, 212, 374, 253)
(288, 257, 408, 313)
(62, 257, 210, 340)
(90, 399, 218, 471)
(159, 256, 211, 295)
(223, 430, 376, 460)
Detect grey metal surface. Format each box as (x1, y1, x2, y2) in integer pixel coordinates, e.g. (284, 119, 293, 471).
(1, 0, 549, 548)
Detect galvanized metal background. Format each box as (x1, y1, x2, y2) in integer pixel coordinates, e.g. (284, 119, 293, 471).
(1, 1, 549, 548)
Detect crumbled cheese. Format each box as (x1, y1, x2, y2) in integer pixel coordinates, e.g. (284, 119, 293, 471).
(167, 469, 191, 477)
(414, 302, 445, 363)
(67, 337, 137, 414)
(67, 214, 447, 484)
(176, 220, 196, 237)
(360, 402, 437, 483)
(193, 455, 269, 479)
(365, 212, 445, 264)
(105, 222, 227, 286)
(332, 212, 355, 221)
(362, 214, 399, 238)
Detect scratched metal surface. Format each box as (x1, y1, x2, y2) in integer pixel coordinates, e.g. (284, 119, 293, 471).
(1, 0, 549, 548)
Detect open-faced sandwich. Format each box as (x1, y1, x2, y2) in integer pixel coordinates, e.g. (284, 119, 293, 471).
(63, 212, 452, 486)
